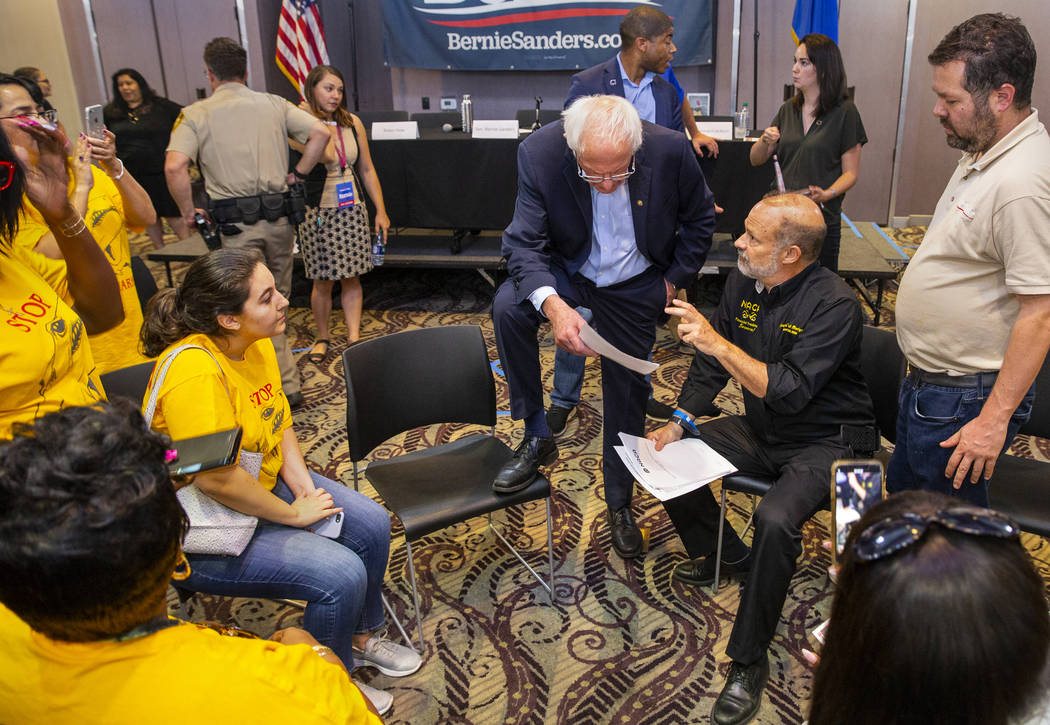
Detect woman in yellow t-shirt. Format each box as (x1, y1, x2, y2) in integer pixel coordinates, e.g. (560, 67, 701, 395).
(0, 77, 123, 439)
(140, 249, 420, 715)
(0, 401, 381, 725)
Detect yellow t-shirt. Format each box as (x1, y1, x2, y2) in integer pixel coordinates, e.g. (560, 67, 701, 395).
(15, 166, 148, 374)
(145, 333, 292, 489)
(0, 604, 379, 725)
(0, 245, 103, 440)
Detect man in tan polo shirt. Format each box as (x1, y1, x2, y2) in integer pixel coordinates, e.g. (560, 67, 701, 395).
(890, 13, 1050, 507)
(165, 37, 328, 407)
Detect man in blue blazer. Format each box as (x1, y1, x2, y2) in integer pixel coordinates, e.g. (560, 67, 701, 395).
(565, 5, 683, 132)
(491, 95, 715, 558)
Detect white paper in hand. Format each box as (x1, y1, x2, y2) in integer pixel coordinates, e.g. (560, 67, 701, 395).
(578, 322, 659, 375)
(615, 433, 737, 501)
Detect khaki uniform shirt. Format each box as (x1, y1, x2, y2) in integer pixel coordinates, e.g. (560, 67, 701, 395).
(167, 82, 318, 200)
(896, 109, 1050, 375)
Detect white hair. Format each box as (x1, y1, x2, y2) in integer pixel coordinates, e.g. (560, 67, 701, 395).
(562, 95, 643, 157)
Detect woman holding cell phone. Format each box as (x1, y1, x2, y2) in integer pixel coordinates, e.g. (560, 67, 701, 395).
(749, 34, 866, 272)
(294, 65, 389, 364)
(140, 248, 419, 716)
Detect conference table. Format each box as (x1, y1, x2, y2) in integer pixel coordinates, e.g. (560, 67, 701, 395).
(367, 129, 774, 238)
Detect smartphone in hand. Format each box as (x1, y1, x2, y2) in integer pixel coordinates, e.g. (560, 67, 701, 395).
(308, 511, 344, 539)
(83, 104, 105, 139)
(167, 428, 243, 476)
(831, 459, 884, 564)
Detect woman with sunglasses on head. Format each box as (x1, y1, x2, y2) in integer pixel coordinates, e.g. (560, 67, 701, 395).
(0, 90, 122, 439)
(750, 34, 866, 272)
(0, 401, 381, 724)
(293, 65, 389, 364)
(104, 68, 188, 248)
(809, 490, 1050, 725)
(140, 248, 419, 716)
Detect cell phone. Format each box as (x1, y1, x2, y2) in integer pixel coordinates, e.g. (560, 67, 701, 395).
(831, 459, 884, 564)
(83, 104, 105, 139)
(167, 428, 243, 476)
(308, 511, 344, 539)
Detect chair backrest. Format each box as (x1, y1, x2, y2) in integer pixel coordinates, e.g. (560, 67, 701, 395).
(342, 325, 497, 461)
(410, 111, 461, 129)
(515, 109, 563, 129)
(859, 326, 906, 444)
(1019, 352, 1050, 438)
(100, 360, 157, 406)
(356, 109, 409, 126)
(782, 85, 856, 102)
(131, 255, 158, 313)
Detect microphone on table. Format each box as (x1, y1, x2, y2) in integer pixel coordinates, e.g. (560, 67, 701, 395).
(532, 96, 543, 131)
(441, 123, 463, 133)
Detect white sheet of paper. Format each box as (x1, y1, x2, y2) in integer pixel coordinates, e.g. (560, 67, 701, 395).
(615, 433, 737, 501)
(578, 322, 659, 375)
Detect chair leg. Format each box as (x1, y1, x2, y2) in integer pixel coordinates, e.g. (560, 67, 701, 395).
(404, 540, 426, 653)
(712, 486, 729, 595)
(352, 462, 360, 492)
(489, 512, 554, 597)
(381, 593, 417, 653)
(545, 498, 556, 604)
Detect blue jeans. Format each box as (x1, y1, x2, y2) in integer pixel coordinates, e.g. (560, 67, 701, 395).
(181, 471, 391, 663)
(887, 376, 1035, 507)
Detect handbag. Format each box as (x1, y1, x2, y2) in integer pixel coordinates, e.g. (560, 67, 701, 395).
(143, 344, 260, 557)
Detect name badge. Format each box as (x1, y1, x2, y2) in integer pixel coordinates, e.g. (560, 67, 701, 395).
(336, 180, 355, 207)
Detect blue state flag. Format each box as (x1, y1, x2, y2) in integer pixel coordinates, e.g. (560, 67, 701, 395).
(792, 0, 838, 44)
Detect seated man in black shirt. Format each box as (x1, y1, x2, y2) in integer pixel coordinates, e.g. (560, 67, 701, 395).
(648, 193, 876, 725)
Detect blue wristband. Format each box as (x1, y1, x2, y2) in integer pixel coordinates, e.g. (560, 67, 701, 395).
(671, 409, 699, 435)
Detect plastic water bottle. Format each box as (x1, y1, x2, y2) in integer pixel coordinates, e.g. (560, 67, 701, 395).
(371, 233, 385, 267)
(461, 94, 473, 134)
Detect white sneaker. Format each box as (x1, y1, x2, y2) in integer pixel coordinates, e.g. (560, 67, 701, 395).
(352, 678, 393, 716)
(353, 636, 422, 677)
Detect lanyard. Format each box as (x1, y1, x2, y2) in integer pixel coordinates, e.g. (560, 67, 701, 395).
(334, 124, 348, 174)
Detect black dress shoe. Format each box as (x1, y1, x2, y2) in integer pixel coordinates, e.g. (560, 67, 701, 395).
(286, 392, 305, 409)
(645, 398, 675, 420)
(711, 656, 769, 725)
(546, 404, 574, 436)
(608, 506, 643, 558)
(673, 552, 751, 587)
(492, 435, 557, 494)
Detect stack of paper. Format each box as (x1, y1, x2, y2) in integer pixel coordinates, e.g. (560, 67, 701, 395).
(614, 433, 737, 501)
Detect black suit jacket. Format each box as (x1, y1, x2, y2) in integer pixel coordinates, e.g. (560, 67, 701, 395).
(565, 57, 683, 132)
(501, 120, 714, 305)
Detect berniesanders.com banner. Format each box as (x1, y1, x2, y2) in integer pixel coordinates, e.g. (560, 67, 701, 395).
(381, 0, 714, 71)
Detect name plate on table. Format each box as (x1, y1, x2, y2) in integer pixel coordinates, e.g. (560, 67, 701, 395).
(371, 121, 419, 140)
(696, 119, 734, 141)
(471, 120, 520, 139)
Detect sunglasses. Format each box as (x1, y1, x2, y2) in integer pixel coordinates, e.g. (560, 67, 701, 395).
(0, 161, 14, 192)
(853, 507, 1019, 562)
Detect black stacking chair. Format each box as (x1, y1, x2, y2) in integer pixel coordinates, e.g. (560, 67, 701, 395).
(356, 109, 409, 127)
(409, 111, 461, 130)
(130, 255, 158, 313)
(710, 325, 906, 592)
(988, 355, 1050, 537)
(100, 360, 156, 405)
(342, 325, 555, 650)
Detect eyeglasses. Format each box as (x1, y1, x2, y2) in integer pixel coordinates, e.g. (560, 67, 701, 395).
(0, 109, 59, 124)
(0, 161, 14, 192)
(577, 156, 635, 184)
(853, 507, 1020, 562)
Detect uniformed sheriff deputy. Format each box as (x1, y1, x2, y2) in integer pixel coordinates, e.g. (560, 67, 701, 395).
(165, 36, 329, 407)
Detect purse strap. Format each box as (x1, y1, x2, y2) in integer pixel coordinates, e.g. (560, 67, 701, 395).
(143, 344, 232, 429)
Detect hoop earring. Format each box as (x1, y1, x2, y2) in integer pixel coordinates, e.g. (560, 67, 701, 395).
(171, 551, 192, 581)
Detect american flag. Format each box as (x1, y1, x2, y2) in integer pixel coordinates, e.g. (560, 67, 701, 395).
(275, 0, 330, 98)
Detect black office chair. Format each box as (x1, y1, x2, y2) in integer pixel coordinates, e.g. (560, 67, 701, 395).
(356, 109, 409, 126)
(409, 111, 461, 130)
(100, 360, 156, 405)
(988, 355, 1050, 537)
(710, 325, 905, 592)
(131, 255, 158, 314)
(782, 85, 855, 102)
(515, 108, 563, 130)
(342, 325, 555, 651)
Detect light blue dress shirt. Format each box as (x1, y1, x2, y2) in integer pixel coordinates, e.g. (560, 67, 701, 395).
(617, 54, 656, 124)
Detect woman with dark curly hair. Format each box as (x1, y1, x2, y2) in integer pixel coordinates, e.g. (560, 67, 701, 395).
(0, 401, 380, 724)
(104, 68, 187, 247)
(750, 34, 866, 272)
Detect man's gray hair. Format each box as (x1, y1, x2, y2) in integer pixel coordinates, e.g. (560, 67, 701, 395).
(562, 95, 644, 157)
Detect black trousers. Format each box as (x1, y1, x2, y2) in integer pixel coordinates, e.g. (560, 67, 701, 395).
(492, 264, 667, 510)
(662, 415, 849, 664)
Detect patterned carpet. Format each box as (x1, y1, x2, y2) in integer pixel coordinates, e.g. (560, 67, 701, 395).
(137, 227, 1050, 725)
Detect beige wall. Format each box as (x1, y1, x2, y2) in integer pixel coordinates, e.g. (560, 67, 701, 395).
(0, 0, 90, 137)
